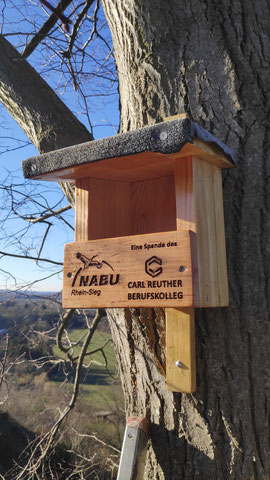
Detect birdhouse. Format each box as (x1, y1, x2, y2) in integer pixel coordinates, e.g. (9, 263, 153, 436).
(22, 116, 236, 393)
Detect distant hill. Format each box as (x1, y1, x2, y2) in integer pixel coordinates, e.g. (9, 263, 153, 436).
(0, 290, 62, 301)
(0, 291, 109, 333)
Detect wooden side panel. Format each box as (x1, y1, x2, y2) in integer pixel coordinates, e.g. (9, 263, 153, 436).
(166, 308, 196, 393)
(75, 178, 90, 242)
(174, 158, 200, 305)
(212, 166, 229, 305)
(193, 158, 218, 306)
(130, 176, 176, 235)
(193, 158, 228, 306)
(167, 158, 197, 392)
(175, 157, 196, 232)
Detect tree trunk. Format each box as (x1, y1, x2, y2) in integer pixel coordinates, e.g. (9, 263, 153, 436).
(101, 1, 270, 478)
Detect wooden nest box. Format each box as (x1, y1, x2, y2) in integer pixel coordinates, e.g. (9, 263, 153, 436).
(22, 117, 236, 392)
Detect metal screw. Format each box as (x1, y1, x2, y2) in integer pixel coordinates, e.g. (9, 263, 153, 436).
(128, 433, 134, 439)
(67, 272, 73, 278)
(160, 131, 168, 140)
(31, 164, 37, 172)
(175, 360, 182, 368)
(179, 265, 185, 272)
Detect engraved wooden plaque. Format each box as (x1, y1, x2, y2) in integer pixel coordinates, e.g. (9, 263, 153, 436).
(63, 230, 197, 308)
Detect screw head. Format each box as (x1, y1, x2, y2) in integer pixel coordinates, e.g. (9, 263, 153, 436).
(179, 265, 185, 272)
(67, 272, 73, 278)
(160, 131, 168, 140)
(175, 360, 182, 368)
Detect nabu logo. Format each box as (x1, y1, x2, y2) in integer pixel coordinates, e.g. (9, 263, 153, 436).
(68, 252, 120, 287)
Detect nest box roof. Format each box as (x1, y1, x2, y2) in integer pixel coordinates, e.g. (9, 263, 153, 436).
(22, 118, 236, 183)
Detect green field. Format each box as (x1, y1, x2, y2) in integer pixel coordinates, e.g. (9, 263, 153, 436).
(53, 329, 123, 411)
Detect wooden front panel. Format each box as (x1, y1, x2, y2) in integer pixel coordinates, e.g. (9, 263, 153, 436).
(63, 231, 197, 308)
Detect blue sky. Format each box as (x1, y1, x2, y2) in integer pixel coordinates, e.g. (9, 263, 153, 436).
(0, 2, 119, 292)
(0, 92, 119, 293)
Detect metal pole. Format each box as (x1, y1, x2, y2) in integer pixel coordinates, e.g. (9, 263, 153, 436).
(117, 417, 149, 480)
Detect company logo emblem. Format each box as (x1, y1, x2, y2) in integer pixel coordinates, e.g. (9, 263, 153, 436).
(145, 256, 163, 278)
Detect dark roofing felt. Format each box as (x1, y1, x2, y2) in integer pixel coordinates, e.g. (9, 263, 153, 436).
(22, 118, 236, 179)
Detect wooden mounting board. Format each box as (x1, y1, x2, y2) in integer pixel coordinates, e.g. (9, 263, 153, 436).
(166, 308, 196, 392)
(63, 230, 197, 308)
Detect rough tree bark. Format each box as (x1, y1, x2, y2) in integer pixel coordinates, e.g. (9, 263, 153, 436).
(101, 1, 270, 479)
(0, 0, 270, 476)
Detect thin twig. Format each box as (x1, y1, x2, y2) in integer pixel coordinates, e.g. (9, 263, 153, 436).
(36, 222, 52, 262)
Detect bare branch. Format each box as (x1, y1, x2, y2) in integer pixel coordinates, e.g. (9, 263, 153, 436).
(63, 0, 96, 59)
(57, 308, 76, 364)
(72, 428, 121, 454)
(0, 250, 63, 266)
(25, 204, 72, 223)
(21, 0, 73, 59)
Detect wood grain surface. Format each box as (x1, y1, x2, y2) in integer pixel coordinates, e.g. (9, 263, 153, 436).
(63, 230, 196, 308)
(166, 308, 196, 392)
